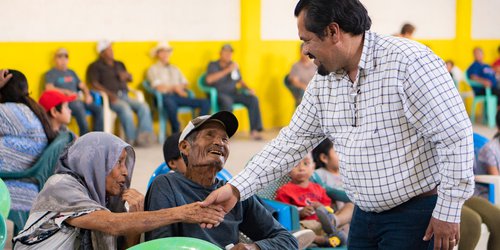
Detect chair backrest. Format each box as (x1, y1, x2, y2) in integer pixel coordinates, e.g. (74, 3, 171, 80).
(0, 213, 7, 249)
(0, 131, 74, 190)
(464, 72, 486, 90)
(128, 237, 222, 250)
(473, 133, 490, 160)
(0, 178, 10, 218)
(256, 175, 292, 200)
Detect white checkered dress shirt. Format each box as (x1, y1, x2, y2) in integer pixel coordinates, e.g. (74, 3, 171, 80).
(229, 31, 474, 223)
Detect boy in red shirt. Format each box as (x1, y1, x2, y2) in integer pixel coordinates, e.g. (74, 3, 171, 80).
(275, 155, 347, 247)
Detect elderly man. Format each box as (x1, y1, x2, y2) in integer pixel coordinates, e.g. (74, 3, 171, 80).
(205, 44, 263, 140)
(45, 48, 103, 135)
(147, 42, 210, 134)
(87, 40, 155, 147)
(145, 111, 298, 250)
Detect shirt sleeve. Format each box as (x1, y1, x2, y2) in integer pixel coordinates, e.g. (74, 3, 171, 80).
(147, 66, 161, 87)
(45, 70, 56, 85)
(467, 63, 480, 78)
(404, 51, 474, 223)
(86, 63, 99, 84)
(274, 185, 291, 204)
(144, 176, 178, 241)
(238, 196, 298, 250)
(207, 62, 219, 75)
(70, 70, 81, 87)
(229, 83, 326, 200)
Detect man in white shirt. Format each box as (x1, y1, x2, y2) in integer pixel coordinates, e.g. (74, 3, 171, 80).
(201, 0, 474, 249)
(147, 42, 210, 134)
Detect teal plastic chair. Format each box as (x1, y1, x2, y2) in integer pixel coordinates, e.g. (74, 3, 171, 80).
(0, 213, 7, 249)
(0, 131, 74, 234)
(142, 80, 196, 143)
(128, 237, 222, 250)
(465, 73, 497, 128)
(197, 74, 247, 114)
(0, 178, 10, 218)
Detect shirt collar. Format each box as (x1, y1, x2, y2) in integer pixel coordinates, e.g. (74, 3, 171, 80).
(358, 31, 375, 71)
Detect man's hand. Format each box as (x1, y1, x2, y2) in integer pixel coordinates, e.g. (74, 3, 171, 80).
(423, 217, 460, 250)
(230, 243, 260, 250)
(200, 184, 239, 228)
(299, 206, 315, 218)
(119, 71, 132, 82)
(0, 69, 13, 89)
(84, 93, 93, 105)
(121, 188, 145, 212)
(178, 202, 225, 226)
(174, 85, 188, 98)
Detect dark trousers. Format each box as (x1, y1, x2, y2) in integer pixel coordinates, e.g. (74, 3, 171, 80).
(69, 100, 103, 135)
(218, 93, 263, 132)
(348, 195, 437, 250)
(162, 94, 210, 133)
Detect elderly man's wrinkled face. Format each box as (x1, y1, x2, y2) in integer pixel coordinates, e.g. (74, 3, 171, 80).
(182, 121, 230, 171)
(105, 149, 128, 196)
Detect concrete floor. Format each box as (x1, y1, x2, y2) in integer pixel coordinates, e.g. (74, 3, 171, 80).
(3, 124, 497, 249)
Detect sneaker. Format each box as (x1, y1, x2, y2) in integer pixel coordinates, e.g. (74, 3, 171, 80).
(293, 229, 316, 250)
(316, 206, 347, 246)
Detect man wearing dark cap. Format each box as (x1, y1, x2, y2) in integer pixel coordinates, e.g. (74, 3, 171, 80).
(145, 111, 297, 250)
(205, 44, 263, 140)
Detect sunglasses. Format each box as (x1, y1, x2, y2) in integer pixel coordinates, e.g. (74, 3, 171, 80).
(56, 54, 69, 59)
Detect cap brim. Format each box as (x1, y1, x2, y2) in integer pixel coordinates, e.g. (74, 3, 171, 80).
(207, 111, 238, 138)
(65, 94, 78, 102)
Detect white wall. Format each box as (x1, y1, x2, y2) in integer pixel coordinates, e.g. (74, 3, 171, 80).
(261, 0, 457, 40)
(472, 0, 500, 39)
(0, 0, 240, 41)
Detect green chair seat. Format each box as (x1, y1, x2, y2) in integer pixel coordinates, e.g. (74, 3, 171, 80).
(127, 237, 222, 250)
(0, 178, 10, 218)
(0, 213, 7, 249)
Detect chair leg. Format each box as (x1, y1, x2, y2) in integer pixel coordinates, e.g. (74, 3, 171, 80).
(487, 97, 498, 128)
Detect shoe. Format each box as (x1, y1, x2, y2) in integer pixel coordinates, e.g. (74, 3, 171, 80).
(316, 206, 347, 246)
(136, 132, 155, 147)
(293, 229, 316, 250)
(250, 131, 263, 141)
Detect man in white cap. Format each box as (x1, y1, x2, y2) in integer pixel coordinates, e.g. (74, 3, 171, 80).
(45, 48, 103, 135)
(87, 40, 155, 147)
(147, 41, 210, 134)
(144, 111, 300, 249)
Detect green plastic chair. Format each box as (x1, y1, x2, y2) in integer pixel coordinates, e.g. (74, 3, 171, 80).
(142, 80, 195, 143)
(127, 237, 222, 250)
(197, 73, 247, 114)
(0, 213, 7, 249)
(465, 73, 497, 128)
(0, 131, 74, 234)
(0, 178, 10, 218)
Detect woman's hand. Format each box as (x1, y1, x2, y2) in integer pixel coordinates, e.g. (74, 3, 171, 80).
(122, 188, 145, 212)
(0, 69, 13, 89)
(178, 202, 225, 226)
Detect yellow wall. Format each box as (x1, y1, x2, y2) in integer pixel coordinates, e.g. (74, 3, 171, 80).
(0, 0, 499, 134)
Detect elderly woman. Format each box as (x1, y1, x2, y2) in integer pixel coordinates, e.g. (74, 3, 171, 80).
(13, 132, 225, 249)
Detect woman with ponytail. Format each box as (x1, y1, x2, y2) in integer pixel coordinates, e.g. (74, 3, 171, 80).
(0, 69, 57, 216)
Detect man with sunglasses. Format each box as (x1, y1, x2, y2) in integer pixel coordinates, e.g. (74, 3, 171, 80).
(44, 48, 104, 135)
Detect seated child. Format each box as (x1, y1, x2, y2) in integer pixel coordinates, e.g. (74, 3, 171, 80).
(275, 154, 347, 247)
(312, 139, 354, 234)
(38, 90, 76, 134)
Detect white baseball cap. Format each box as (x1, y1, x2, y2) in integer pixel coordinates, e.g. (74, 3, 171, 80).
(179, 111, 239, 143)
(97, 40, 112, 54)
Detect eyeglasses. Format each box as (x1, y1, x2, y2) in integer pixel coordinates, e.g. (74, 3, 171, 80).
(349, 83, 360, 127)
(56, 54, 68, 59)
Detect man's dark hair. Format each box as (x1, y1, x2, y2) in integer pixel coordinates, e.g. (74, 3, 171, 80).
(294, 0, 371, 38)
(312, 139, 333, 169)
(400, 23, 415, 36)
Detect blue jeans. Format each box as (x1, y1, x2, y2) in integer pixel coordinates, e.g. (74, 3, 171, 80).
(348, 195, 437, 250)
(218, 93, 263, 132)
(69, 100, 103, 135)
(110, 95, 153, 141)
(162, 94, 210, 133)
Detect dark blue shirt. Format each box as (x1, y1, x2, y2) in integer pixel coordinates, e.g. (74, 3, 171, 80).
(144, 172, 297, 250)
(44, 68, 80, 92)
(467, 61, 497, 89)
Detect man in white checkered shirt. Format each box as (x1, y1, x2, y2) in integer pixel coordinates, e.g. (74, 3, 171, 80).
(202, 0, 474, 249)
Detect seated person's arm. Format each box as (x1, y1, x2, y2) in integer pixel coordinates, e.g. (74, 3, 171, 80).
(77, 82, 94, 104)
(146, 67, 176, 93)
(66, 202, 224, 246)
(205, 62, 235, 85)
(470, 74, 492, 87)
(237, 196, 298, 250)
(45, 83, 75, 95)
(486, 166, 500, 175)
